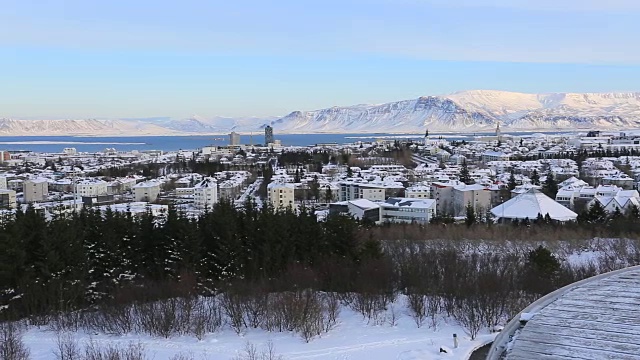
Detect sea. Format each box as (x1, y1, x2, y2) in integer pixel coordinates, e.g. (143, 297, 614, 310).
(0, 131, 575, 153)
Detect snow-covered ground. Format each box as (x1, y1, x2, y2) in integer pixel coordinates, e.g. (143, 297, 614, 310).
(20, 301, 495, 360)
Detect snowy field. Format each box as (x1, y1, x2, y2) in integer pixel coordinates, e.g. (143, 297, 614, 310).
(19, 299, 495, 360)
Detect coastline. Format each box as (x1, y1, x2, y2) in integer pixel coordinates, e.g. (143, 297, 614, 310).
(0, 128, 609, 138)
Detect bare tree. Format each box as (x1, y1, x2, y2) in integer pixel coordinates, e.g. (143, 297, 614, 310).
(232, 341, 283, 360)
(0, 323, 30, 360)
(453, 297, 483, 340)
(407, 294, 427, 328)
(54, 332, 81, 360)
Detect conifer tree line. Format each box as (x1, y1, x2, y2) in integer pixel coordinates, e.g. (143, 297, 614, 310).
(0, 200, 378, 321)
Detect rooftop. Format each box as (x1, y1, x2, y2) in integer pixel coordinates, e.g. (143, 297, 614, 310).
(382, 197, 436, 209)
(491, 266, 640, 360)
(491, 188, 578, 221)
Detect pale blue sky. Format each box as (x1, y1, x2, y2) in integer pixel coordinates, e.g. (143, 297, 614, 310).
(1, 0, 639, 118)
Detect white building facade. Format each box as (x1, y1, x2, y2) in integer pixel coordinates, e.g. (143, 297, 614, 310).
(76, 179, 108, 197)
(194, 177, 218, 209)
(268, 182, 295, 209)
(133, 180, 162, 202)
(24, 178, 49, 203)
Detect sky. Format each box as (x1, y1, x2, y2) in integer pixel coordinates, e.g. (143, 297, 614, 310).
(1, 0, 639, 119)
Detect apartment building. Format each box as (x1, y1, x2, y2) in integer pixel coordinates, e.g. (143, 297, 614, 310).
(24, 178, 49, 203)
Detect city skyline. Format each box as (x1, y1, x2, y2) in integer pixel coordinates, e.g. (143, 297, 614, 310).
(1, 0, 639, 119)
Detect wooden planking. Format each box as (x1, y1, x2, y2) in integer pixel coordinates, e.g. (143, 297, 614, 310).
(507, 268, 640, 359)
(532, 316, 640, 336)
(535, 309, 640, 326)
(523, 323, 640, 343)
(516, 330, 640, 354)
(509, 341, 640, 360)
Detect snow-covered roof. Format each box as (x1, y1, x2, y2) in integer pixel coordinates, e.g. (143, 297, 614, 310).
(194, 177, 217, 189)
(349, 199, 380, 210)
(491, 189, 578, 222)
(453, 183, 487, 192)
(25, 177, 48, 184)
(382, 197, 436, 209)
(77, 178, 108, 185)
(267, 182, 295, 189)
(133, 179, 162, 188)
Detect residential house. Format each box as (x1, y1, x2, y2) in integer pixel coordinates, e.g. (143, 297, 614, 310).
(133, 180, 162, 202)
(482, 151, 511, 163)
(405, 184, 431, 199)
(76, 179, 108, 198)
(194, 177, 218, 209)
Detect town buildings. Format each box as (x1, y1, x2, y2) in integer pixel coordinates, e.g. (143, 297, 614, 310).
(23, 178, 49, 203)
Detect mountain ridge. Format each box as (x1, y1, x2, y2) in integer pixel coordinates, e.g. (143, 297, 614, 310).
(2, 90, 640, 136)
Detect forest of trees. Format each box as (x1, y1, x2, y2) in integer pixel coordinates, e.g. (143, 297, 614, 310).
(2, 197, 638, 348)
(0, 200, 379, 321)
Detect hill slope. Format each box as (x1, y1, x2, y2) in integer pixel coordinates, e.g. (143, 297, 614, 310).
(2, 90, 640, 135)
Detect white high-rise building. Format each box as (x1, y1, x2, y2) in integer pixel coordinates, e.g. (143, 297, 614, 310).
(267, 182, 295, 209)
(229, 132, 241, 146)
(194, 177, 218, 209)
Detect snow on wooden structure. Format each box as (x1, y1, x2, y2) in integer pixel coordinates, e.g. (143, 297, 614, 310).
(490, 188, 578, 222)
(488, 266, 640, 359)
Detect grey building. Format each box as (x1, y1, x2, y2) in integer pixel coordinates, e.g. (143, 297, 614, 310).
(24, 178, 49, 203)
(0, 189, 16, 209)
(264, 125, 274, 145)
(229, 132, 241, 146)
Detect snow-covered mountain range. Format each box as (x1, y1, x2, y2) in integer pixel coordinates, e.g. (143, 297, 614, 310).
(2, 90, 640, 136)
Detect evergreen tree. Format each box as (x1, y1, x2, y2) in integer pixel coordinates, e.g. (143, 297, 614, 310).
(527, 245, 560, 280)
(508, 173, 517, 191)
(324, 186, 333, 203)
(459, 161, 473, 185)
(309, 176, 320, 201)
(346, 166, 353, 177)
(584, 201, 607, 224)
(530, 169, 540, 185)
(294, 168, 301, 183)
(465, 203, 477, 227)
(610, 206, 623, 221)
(484, 209, 495, 226)
(542, 171, 558, 198)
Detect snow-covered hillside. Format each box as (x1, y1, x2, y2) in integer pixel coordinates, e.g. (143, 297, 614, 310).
(3, 90, 640, 136)
(18, 296, 494, 360)
(0, 118, 185, 136)
(264, 90, 640, 133)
